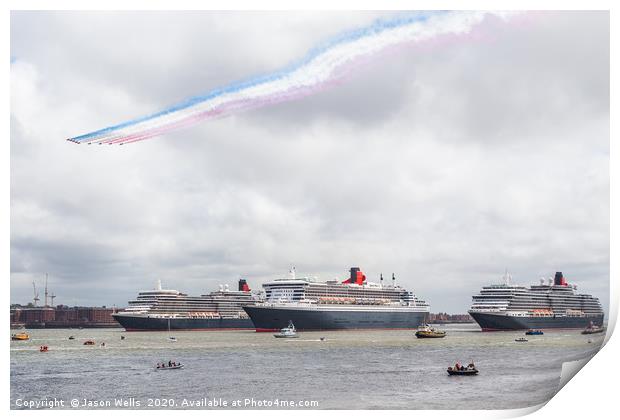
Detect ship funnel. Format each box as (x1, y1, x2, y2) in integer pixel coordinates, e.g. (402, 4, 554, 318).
(239, 279, 251, 292)
(554, 272, 567, 286)
(350, 267, 359, 282)
(343, 267, 366, 285)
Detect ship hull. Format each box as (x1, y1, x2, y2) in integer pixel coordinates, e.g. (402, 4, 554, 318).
(243, 305, 429, 331)
(112, 313, 255, 331)
(469, 312, 605, 331)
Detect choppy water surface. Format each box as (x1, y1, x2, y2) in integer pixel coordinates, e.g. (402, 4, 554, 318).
(10, 324, 604, 409)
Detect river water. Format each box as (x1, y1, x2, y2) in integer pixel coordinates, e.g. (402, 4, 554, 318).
(10, 324, 604, 410)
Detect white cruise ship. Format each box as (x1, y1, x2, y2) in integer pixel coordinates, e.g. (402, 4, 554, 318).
(468, 271, 604, 331)
(113, 279, 260, 331)
(243, 267, 430, 331)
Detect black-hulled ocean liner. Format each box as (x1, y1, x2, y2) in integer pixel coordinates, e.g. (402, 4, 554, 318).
(113, 279, 259, 331)
(243, 267, 430, 331)
(468, 271, 604, 331)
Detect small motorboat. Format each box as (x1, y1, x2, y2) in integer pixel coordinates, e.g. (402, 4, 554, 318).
(415, 324, 446, 338)
(11, 332, 30, 341)
(39, 345, 49, 352)
(274, 321, 299, 338)
(582, 322, 605, 335)
(100, 342, 106, 347)
(320, 337, 326, 341)
(156, 363, 183, 370)
(83, 340, 95, 345)
(120, 336, 125, 340)
(525, 329, 543, 336)
(447, 363, 478, 376)
(68, 336, 75, 340)
(515, 337, 528, 342)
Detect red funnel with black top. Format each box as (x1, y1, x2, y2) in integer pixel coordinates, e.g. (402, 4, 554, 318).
(343, 267, 366, 285)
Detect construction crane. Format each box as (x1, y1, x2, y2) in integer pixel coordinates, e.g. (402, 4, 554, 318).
(50, 291, 57, 307)
(44, 273, 49, 307)
(32, 280, 40, 307)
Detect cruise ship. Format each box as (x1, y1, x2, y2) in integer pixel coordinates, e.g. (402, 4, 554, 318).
(243, 267, 430, 331)
(468, 271, 604, 331)
(113, 279, 260, 331)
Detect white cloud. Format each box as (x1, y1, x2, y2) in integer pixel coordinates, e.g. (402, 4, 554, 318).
(10, 11, 609, 313)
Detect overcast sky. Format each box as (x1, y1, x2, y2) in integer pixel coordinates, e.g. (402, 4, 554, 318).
(10, 11, 609, 313)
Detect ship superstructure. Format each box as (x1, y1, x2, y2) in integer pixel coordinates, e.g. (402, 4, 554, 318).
(243, 267, 430, 331)
(468, 271, 604, 331)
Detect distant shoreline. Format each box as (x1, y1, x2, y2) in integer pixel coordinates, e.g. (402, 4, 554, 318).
(11, 324, 122, 330)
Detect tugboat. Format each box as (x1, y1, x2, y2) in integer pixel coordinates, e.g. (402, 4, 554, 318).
(274, 320, 299, 338)
(581, 322, 605, 335)
(525, 329, 543, 336)
(447, 362, 478, 376)
(415, 324, 446, 338)
(11, 332, 30, 341)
